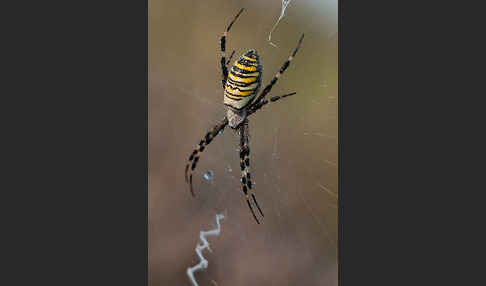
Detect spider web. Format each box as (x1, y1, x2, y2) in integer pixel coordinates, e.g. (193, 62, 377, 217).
(148, 0, 338, 285)
(268, 0, 292, 48)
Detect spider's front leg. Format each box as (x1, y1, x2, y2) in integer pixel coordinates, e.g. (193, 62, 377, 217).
(238, 120, 264, 224)
(226, 50, 236, 66)
(249, 33, 304, 110)
(220, 8, 244, 88)
(185, 117, 229, 196)
(248, 92, 297, 116)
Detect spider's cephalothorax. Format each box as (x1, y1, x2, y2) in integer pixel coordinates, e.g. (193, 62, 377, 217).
(184, 8, 304, 224)
(224, 49, 262, 128)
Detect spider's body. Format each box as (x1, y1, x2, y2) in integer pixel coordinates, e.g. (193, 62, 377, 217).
(224, 50, 262, 111)
(224, 50, 262, 128)
(184, 8, 304, 224)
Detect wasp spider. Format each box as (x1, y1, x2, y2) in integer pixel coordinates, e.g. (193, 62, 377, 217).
(184, 8, 304, 224)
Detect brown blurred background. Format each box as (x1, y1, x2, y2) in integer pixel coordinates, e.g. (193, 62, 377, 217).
(149, 0, 337, 285)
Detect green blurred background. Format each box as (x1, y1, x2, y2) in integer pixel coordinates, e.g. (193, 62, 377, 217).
(149, 0, 337, 285)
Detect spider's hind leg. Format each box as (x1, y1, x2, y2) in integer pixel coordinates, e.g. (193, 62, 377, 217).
(185, 117, 229, 196)
(238, 120, 264, 224)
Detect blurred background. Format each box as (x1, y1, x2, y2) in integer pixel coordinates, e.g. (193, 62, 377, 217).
(149, 0, 337, 285)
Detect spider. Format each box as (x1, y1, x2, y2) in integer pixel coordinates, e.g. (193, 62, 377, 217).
(184, 8, 304, 224)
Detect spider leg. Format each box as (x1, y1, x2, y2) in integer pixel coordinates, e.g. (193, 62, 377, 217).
(249, 34, 304, 109)
(220, 8, 245, 88)
(239, 120, 263, 224)
(248, 92, 297, 116)
(185, 117, 229, 196)
(226, 50, 236, 66)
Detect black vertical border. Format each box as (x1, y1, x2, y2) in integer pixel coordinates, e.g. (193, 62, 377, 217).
(3, 0, 148, 285)
(338, 0, 463, 285)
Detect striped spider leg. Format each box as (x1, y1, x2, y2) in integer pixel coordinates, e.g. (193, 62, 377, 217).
(248, 34, 304, 110)
(220, 8, 244, 88)
(184, 117, 228, 196)
(238, 119, 264, 224)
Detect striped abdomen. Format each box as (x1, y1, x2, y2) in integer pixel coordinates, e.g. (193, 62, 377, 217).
(224, 49, 262, 110)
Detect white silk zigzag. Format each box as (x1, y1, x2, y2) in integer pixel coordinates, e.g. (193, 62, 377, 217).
(187, 213, 225, 286)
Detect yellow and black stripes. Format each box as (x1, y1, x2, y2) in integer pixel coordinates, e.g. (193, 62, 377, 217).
(220, 8, 244, 88)
(224, 50, 262, 110)
(227, 75, 257, 87)
(185, 117, 229, 196)
(249, 34, 304, 110)
(238, 120, 264, 224)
